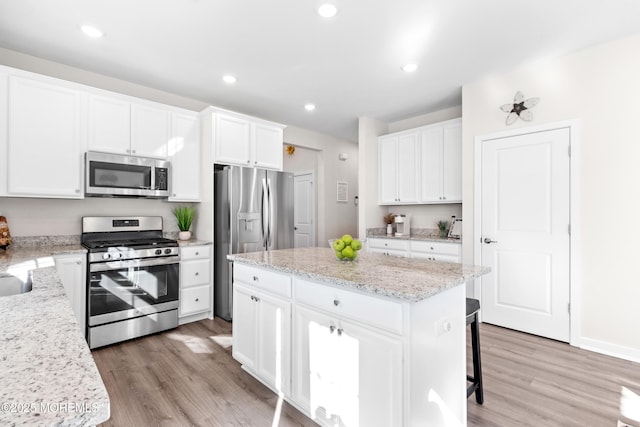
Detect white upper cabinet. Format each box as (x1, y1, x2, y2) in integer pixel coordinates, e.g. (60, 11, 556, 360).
(6, 74, 85, 198)
(87, 95, 130, 154)
(88, 95, 170, 159)
(214, 113, 251, 165)
(252, 122, 284, 170)
(169, 112, 201, 201)
(420, 118, 462, 203)
(211, 109, 285, 170)
(378, 118, 462, 206)
(130, 103, 170, 158)
(378, 131, 419, 204)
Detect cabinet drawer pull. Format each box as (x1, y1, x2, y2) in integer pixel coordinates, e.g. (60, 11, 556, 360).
(333, 299, 340, 307)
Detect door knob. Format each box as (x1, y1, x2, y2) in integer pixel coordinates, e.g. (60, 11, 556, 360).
(483, 237, 498, 244)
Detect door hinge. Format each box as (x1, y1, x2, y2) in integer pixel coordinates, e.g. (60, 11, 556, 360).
(568, 145, 571, 157)
(568, 224, 571, 235)
(568, 303, 571, 314)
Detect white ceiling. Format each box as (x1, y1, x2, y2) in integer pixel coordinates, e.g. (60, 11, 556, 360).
(1, 0, 640, 142)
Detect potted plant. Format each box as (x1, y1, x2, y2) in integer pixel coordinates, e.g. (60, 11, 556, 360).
(173, 206, 195, 240)
(437, 220, 449, 238)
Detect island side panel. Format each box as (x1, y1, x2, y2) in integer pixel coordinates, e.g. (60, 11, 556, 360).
(408, 284, 466, 427)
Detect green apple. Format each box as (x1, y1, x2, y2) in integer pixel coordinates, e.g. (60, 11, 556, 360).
(341, 246, 354, 259)
(333, 239, 345, 251)
(341, 234, 353, 245)
(350, 239, 362, 251)
(335, 249, 345, 259)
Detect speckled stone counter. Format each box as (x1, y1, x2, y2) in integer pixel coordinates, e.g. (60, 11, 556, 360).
(366, 231, 461, 244)
(228, 247, 488, 302)
(177, 239, 212, 247)
(0, 245, 110, 426)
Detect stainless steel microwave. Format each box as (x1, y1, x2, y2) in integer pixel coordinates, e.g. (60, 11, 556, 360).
(85, 151, 170, 198)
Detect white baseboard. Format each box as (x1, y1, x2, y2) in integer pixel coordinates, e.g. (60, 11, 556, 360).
(578, 337, 640, 364)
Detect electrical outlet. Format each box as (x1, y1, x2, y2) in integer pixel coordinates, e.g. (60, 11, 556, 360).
(435, 318, 452, 336)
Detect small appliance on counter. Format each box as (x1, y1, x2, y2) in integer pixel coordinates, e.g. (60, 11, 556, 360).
(394, 214, 411, 236)
(0, 216, 12, 250)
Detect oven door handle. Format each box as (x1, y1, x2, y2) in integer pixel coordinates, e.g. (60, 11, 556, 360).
(89, 256, 179, 272)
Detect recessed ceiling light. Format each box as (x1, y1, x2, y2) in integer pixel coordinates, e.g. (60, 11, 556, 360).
(318, 3, 338, 18)
(304, 103, 316, 112)
(222, 75, 237, 84)
(401, 63, 419, 73)
(80, 25, 103, 38)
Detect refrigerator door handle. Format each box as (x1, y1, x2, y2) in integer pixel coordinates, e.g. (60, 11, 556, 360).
(266, 177, 273, 248)
(261, 177, 269, 248)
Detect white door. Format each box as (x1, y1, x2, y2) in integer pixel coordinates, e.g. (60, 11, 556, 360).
(481, 127, 570, 342)
(293, 172, 315, 248)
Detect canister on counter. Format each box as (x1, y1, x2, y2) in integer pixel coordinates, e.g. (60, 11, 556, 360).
(0, 215, 12, 249)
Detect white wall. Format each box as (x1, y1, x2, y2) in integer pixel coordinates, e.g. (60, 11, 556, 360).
(284, 126, 358, 244)
(0, 197, 185, 236)
(462, 34, 640, 358)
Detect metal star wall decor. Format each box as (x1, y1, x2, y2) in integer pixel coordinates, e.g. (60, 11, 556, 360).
(500, 91, 539, 125)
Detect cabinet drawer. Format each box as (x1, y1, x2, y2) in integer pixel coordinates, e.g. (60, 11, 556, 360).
(409, 241, 461, 256)
(181, 259, 210, 288)
(294, 278, 404, 335)
(368, 238, 409, 251)
(180, 245, 211, 260)
(234, 264, 292, 298)
(180, 285, 211, 316)
(411, 252, 461, 263)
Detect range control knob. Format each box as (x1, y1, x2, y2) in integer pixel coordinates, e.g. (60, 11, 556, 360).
(102, 253, 111, 260)
(164, 248, 172, 255)
(155, 249, 162, 255)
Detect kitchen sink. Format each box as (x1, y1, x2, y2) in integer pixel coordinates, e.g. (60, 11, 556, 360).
(0, 271, 33, 297)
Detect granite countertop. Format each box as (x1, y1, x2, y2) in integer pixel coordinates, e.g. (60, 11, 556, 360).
(0, 245, 110, 426)
(177, 239, 212, 247)
(228, 247, 489, 302)
(366, 233, 462, 244)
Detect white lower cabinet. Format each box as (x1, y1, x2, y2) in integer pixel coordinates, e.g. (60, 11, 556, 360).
(54, 253, 86, 334)
(409, 240, 461, 262)
(232, 282, 291, 395)
(367, 237, 409, 257)
(179, 245, 213, 324)
(231, 262, 466, 427)
(291, 305, 403, 427)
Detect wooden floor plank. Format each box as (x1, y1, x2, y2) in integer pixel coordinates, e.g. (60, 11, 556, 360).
(93, 317, 640, 426)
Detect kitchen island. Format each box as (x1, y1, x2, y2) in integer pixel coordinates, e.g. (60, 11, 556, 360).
(228, 247, 489, 427)
(0, 245, 110, 426)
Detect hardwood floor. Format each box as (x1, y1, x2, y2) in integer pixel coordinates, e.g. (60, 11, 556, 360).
(93, 318, 640, 427)
(92, 318, 315, 427)
(467, 324, 640, 427)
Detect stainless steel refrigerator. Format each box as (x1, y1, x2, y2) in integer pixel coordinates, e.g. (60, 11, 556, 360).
(214, 165, 294, 321)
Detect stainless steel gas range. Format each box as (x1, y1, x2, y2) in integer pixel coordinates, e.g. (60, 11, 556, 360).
(81, 216, 179, 349)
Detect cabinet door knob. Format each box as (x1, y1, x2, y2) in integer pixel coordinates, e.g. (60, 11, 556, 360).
(253, 276, 259, 282)
(246, 160, 250, 164)
(333, 299, 340, 306)
(337, 328, 343, 336)
(195, 272, 199, 276)
(132, 149, 136, 154)
(195, 252, 199, 255)
(75, 189, 80, 193)
(329, 325, 336, 334)
(195, 298, 199, 302)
